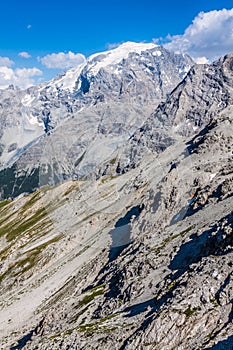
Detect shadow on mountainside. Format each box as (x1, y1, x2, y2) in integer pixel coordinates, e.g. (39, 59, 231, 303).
(118, 213, 233, 348)
(169, 212, 233, 280)
(10, 318, 44, 350)
(83, 206, 144, 298)
(109, 204, 144, 261)
(206, 335, 233, 350)
(103, 213, 233, 321)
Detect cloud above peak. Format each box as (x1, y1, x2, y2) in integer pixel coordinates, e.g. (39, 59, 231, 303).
(0, 66, 42, 90)
(18, 51, 31, 59)
(164, 8, 233, 62)
(0, 56, 14, 67)
(39, 51, 86, 69)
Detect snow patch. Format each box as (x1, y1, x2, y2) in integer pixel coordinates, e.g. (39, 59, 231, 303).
(152, 51, 162, 57)
(87, 42, 157, 76)
(21, 94, 35, 107)
(48, 62, 86, 91)
(26, 113, 44, 127)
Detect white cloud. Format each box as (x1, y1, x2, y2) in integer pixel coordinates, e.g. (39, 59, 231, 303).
(18, 51, 31, 59)
(0, 66, 42, 90)
(0, 56, 14, 67)
(164, 9, 233, 62)
(39, 51, 86, 69)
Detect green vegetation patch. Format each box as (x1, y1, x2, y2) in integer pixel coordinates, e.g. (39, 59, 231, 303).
(109, 157, 117, 165)
(63, 181, 79, 196)
(178, 226, 194, 237)
(77, 323, 117, 335)
(153, 226, 194, 255)
(4, 207, 48, 242)
(52, 312, 120, 339)
(0, 199, 11, 209)
(69, 306, 89, 324)
(101, 175, 118, 184)
(76, 312, 119, 335)
(20, 190, 41, 212)
(184, 305, 201, 317)
(0, 234, 63, 285)
(78, 286, 105, 308)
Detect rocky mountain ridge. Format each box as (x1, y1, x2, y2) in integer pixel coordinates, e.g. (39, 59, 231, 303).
(104, 53, 233, 172)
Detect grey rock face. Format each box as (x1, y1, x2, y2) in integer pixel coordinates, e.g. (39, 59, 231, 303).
(72, 45, 193, 108)
(122, 53, 233, 170)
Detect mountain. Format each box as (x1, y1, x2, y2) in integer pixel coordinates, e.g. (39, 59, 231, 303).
(0, 48, 232, 349)
(0, 89, 232, 350)
(0, 42, 193, 198)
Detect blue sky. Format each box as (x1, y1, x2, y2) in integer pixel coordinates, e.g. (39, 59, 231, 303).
(0, 0, 233, 88)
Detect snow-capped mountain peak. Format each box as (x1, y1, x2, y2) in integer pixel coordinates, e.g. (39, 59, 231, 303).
(48, 41, 158, 92)
(48, 61, 87, 91)
(87, 41, 157, 75)
(0, 42, 194, 170)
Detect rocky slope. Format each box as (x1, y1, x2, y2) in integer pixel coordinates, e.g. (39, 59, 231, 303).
(0, 54, 232, 349)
